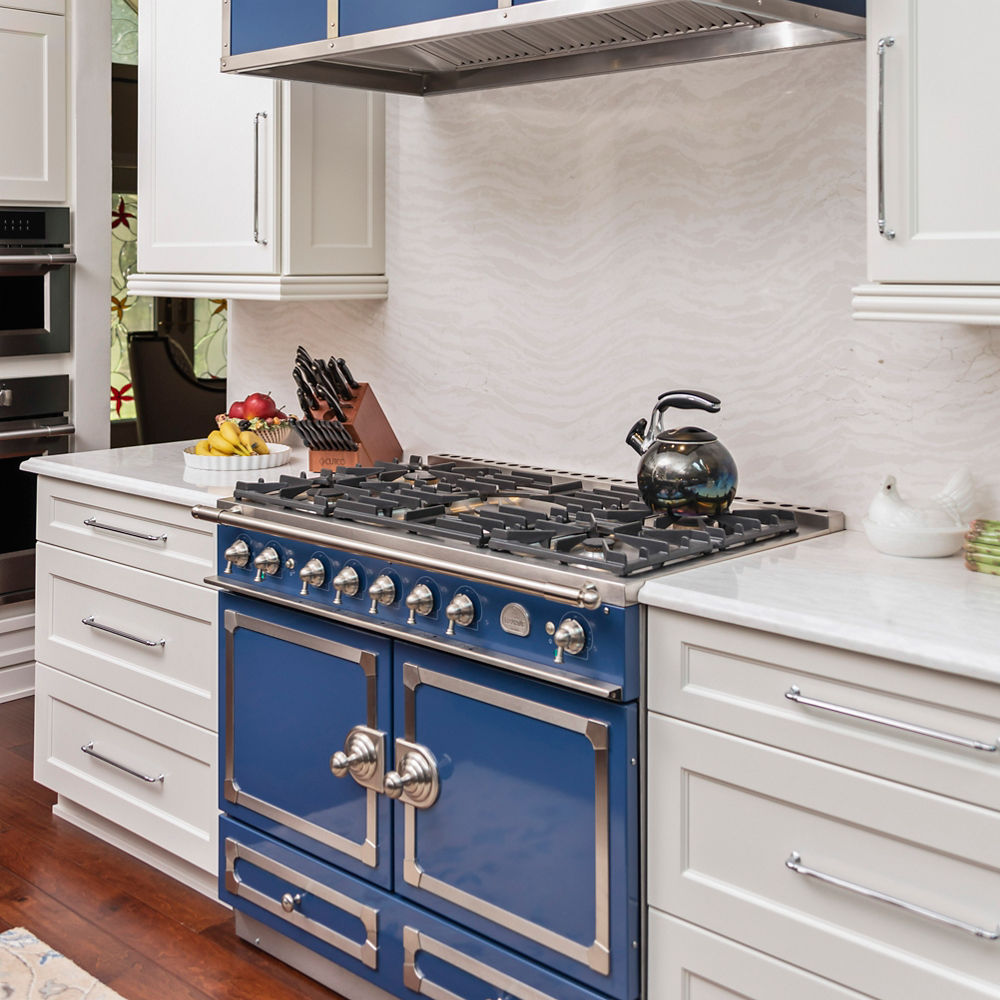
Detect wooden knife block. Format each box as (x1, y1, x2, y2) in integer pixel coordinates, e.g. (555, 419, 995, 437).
(307, 382, 402, 472)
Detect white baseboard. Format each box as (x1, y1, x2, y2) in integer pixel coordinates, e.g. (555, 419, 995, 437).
(0, 663, 35, 704)
(53, 795, 221, 900)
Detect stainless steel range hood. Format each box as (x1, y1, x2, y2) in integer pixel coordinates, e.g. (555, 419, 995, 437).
(221, 0, 865, 96)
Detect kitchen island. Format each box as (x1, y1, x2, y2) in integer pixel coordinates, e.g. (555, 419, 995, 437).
(640, 532, 1000, 1000)
(21, 440, 310, 896)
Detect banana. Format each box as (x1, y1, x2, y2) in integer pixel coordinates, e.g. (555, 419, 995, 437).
(208, 430, 236, 455)
(219, 420, 252, 455)
(194, 439, 212, 456)
(240, 430, 269, 455)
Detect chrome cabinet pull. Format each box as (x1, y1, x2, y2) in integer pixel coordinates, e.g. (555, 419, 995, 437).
(785, 851, 1000, 941)
(83, 517, 167, 543)
(82, 616, 166, 648)
(329, 725, 386, 792)
(0, 423, 74, 442)
(385, 739, 439, 809)
(81, 742, 165, 783)
(784, 686, 1000, 753)
(253, 111, 268, 246)
(876, 35, 896, 240)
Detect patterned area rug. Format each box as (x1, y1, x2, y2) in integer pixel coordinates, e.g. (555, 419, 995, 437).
(0, 928, 127, 999)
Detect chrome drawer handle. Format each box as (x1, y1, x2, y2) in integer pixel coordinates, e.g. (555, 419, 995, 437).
(82, 616, 166, 648)
(784, 686, 1000, 753)
(253, 111, 268, 246)
(84, 517, 167, 543)
(786, 851, 999, 941)
(876, 36, 896, 240)
(81, 742, 165, 783)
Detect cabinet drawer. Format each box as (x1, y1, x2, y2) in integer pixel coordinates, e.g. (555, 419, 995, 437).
(34, 665, 216, 873)
(648, 715, 1000, 1000)
(36, 477, 214, 586)
(649, 910, 871, 1000)
(648, 610, 1000, 810)
(35, 543, 216, 730)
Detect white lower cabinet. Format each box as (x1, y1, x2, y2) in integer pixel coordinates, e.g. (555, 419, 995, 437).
(32, 476, 218, 895)
(646, 610, 1000, 1000)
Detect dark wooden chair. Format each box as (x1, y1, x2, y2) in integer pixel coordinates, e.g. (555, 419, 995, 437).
(127, 331, 226, 445)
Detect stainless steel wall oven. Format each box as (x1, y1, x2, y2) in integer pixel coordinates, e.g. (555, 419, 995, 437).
(0, 206, 74, 358)
(0, 375, 72, 603)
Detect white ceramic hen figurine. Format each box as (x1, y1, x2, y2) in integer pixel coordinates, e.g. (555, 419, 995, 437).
(866, 469, 978, 530)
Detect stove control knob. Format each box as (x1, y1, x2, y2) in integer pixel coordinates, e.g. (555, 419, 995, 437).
(368, 575, 396, 615)
(253, 546, 280, 582)
(552, 618, 586, 664)
(223, 539, 250, 574)
(405, 584, 434, 625)
(299, 558, 326, 596)
(445, 593, 475, 636)
(332, 566, 360, 605)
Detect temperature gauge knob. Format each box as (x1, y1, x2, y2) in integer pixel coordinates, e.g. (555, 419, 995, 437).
(332, 566, 360, 605)
(223, 539, 250, 574)
(253, 546, 280, 582)
(445, 593, 475, 636)
(405, 584, 434, 624)
(552, 618, 586, 664)
(299, 558, 326, 595)
(368, 575, 396, 615)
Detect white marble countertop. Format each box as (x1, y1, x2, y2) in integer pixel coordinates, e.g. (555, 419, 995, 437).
(639, 530, 1000, 682)
(22, 440, 313, 507)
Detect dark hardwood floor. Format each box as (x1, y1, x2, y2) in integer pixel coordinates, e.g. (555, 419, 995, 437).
(0, 697, 345, 1000)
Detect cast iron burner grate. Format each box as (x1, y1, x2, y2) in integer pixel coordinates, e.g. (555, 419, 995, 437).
(231, 460, 799, 576)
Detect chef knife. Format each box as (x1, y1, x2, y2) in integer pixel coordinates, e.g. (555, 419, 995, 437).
(293, 368, 320, 411)
(317, 357, 352, 401)
(329, 357, 356, 398)
(318, 387, 347, 423)
(336, 358, 360, 390)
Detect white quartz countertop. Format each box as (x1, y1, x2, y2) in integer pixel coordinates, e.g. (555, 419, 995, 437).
(639, 530, 1000, 682)
(22, 440, 313, 507)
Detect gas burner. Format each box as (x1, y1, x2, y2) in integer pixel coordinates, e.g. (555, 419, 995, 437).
(230, 460, 804, 577)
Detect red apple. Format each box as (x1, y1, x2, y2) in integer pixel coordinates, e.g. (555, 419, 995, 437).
(243, 392, 278, 419)
(227, 400, 247, 419)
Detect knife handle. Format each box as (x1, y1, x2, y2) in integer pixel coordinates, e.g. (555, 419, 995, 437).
(337, 358, 360, 390)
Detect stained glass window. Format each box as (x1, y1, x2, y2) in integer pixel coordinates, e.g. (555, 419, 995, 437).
(110, 193, 148, 421)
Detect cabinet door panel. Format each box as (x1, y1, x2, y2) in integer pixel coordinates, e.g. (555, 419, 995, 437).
(869, 0, 1000, 282)
(392, 643, 639, 1000)
(139, 0, 277, 274)
(221, 594, 393, 887)
(230, 0, 327, 55)
(0, 9, 65, 202)
(340, 1, 498, 36)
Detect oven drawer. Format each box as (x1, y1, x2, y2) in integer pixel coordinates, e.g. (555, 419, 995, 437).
(220, 816, 615, 1000)
(34, 665, 216, 873)
(647, 610, 1000, 811)
(35, 477, 214, 586)
(648, 715, 1000, 1000)
(35, 542, 217, 730)
(649, 910, 873, 1000)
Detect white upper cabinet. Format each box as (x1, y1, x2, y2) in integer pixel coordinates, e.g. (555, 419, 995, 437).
(854, 0, 1000, 323)
(132, 0, 386, 301)
(0, 6, 66, 203)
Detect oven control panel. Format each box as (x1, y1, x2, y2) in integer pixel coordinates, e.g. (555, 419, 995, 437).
(216, 527, 640, 699)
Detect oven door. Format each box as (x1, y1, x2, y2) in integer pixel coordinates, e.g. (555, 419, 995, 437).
(391, 642, 639, 1000)
(0, 256, 73, 357)
(221, 593, 393, 888)
(1, 421, 72, 604)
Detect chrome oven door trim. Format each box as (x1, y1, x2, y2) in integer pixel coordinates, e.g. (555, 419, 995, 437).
(224, 610, 381, 868)
(400, 662, 611, 976)
(403, 926, 560, 1000)
(225, 837, 379, 968)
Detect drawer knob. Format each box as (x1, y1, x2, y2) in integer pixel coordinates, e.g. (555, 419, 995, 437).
(385, 741, 439, 809)
(280, 892, 303, 913)
(330, 726, 385, 791)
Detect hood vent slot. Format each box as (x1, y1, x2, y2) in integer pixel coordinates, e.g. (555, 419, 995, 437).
(224, 1, 864, 96)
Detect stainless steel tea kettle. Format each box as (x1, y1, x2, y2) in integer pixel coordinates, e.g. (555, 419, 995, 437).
(625, 389, 738, 518)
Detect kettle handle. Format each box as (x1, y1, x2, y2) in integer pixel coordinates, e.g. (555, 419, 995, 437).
(625, 418, 648, 455)
(650, 389, 721, 437)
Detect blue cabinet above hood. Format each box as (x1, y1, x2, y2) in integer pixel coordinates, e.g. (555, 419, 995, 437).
(222, 0, 865, 96)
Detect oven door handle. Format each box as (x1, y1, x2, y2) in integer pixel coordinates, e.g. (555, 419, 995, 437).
(0, 252, 76, 266)
(0, 423, 74, 442)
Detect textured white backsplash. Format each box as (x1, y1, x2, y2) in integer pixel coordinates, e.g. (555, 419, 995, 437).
(230, 42, 1000, 527)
